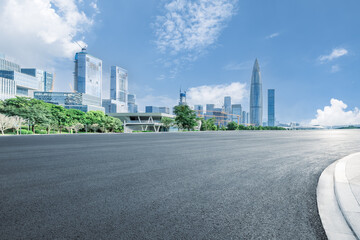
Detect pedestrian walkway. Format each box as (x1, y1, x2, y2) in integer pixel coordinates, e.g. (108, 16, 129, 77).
(317, 152, 360, 240)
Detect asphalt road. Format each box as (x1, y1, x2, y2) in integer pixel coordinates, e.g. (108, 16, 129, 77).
(1, 130, 360, 239)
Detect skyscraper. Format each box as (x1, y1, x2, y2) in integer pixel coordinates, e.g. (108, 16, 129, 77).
(250, 59, 263, 126)
(194, 105, 203, 117)
(74, 50, 102, 100)
(179, 90, 186, 105)
(128, 94, 138, 113)
(231, 104, 242, 124)
(224, 96, 231, 123)
(268, 89, 275, 127)
(206, 104, 215, 120)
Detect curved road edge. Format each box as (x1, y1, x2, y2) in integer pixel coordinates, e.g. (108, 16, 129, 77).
(317, 153, 360, 240)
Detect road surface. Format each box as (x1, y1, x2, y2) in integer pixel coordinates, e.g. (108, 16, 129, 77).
(1, 130, 360, 239)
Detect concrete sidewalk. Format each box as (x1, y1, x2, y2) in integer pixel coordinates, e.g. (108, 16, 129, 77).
(317, 152, 360, 240)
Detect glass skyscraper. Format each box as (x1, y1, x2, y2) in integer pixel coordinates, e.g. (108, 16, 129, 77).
(268, 89, 275, 126)
(194, 105, 203, 117)
(127, 94, 138, 113)
(250, 59, 263, 126)
(231, 104, 242, 124)
(74, 51, 102, 100)
(205, 104, 215, 120)
(102, 66, 128, 113)
(224, 96, 231, 122)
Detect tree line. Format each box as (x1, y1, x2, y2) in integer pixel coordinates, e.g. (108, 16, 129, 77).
(171, 105, 285, 131)
(0, 97, 122, 135)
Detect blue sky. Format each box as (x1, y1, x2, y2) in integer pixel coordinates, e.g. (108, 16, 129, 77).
(1, 0, 360, 124)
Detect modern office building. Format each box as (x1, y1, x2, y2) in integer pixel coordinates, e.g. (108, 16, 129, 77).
(224, 96, 231, 122)
(232, 104, 242, 124)
(0, 54, 53, 99)
(127, 94, 138, 113)
(159, 107, 170, 114)
(0, 77, 16, 100)
(205, 104, 215, 120)
(241, 111, 249, 125)
(0, 70, 38, 97)
(102, 66, 129, 113)
(268, 89, 275, 127)
(213, 107, 226, 126)
(21, 68, 54, 92)
(74, 50, 102, 100)
(73, 50, 104, 112)
(250, 58, 263, 126)
(146, 106, 160, 113)
(194, 105, 203, 117)
(179, 90, 186, 105)
(34, 92, 105, 112)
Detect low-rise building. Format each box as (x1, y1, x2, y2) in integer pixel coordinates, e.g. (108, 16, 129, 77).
(109, 112, 176, 133)
(34, 92, 105, 112)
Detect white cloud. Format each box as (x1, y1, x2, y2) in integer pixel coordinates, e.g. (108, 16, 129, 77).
(310, 99, 360, 126)
(319, 48, 348, 63)
(187, 82, 247, 109)
(331, 64, 340, 73)
(0, 0, 98, 68)
(265, 32, 279, 39)
(154, 0, 238, 56)
(223, 61, 252, 71)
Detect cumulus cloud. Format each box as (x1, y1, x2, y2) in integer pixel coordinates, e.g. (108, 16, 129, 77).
(310, 99, 360, 126)
(187, 82, 247, 109)
(265, 32, 279, 39)
(0, 0, 98, 68)
(154, 0, 238, 56)
(319, 48, 348, 63)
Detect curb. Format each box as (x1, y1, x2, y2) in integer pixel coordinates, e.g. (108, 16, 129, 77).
(317, 161, 356, 240)
(334, 153, 360, 239)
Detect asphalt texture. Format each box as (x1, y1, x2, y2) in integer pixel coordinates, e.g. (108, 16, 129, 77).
(1, 130, 360, 239)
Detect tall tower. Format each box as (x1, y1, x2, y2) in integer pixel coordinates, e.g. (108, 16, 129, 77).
(250, 59, 263, 126)
(179, 89, 186, 105)
(268, 89, 275, 126)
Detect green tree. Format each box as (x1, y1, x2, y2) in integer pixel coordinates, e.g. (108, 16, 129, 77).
(173, 105, 198, 131)
(227, 121, 238, 130)
(161, 117, 174, 131)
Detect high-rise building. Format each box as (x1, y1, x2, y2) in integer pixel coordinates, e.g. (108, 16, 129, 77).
(194, 105, 203, 117)
(268, 89, 275, 126)
(213, 107, 225, 126)
(127, 94, 138, 113)
(224, 96, 232, 123)
(179, 90, 186, 105)
(70, 49, 104, 112)
(250, 59, 263, 126)
(103, 66, 129, 113)
(205, 104, 215, 120)
(74, 50, 102, 100)
(232, 104, 242, 124)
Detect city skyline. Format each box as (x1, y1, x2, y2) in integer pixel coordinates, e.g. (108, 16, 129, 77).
(1, 0, 360, 126)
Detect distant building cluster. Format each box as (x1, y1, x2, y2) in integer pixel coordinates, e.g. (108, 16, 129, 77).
(191, 59, 276, 127)
(0, 49, 139, 114)
(0, 54, 53, 101)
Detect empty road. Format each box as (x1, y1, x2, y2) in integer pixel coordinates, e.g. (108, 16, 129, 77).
(1, 130, 360, 239)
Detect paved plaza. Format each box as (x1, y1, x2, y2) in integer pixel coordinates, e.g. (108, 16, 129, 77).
(1, 130, 360, 239)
